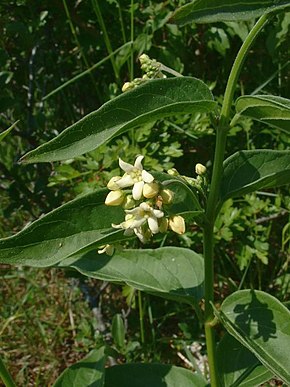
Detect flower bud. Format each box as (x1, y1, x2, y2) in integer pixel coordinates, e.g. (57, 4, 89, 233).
(167, 168, 179, 176)
(123, 195, 135, 209)
(195, 163, 207, 175)
(122, 82, 134, 93)
(143, 182, 159, 198)
(139, 53, 150, 65)
(98, 244, 114, 256)
(160, 189, 174, 204)
(105, 190, 124, 206)
(107, 176, 122, 190)
(169, 215, 186, 235)
(159, 217, 168, 233)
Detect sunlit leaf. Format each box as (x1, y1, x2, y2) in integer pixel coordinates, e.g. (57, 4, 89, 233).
(171, 0, 290, 25)
(59, 247, 204, 305)
(104, 363, 208, 387)
(0, 120, 18, 143)
(20, 77, 216, 163)
(217, 333, 272, 386)
(0, 189, 126, 267)
(236, 94, 290, 134)
(53, 347, 106, 387)
(215, 290, 290, 385)
(220, 150, 290, 202)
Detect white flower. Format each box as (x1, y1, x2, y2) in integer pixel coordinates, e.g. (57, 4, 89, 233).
(113, 202, 164, 235)
(116, 156, 154, 200)
(143, 182, 159, 198)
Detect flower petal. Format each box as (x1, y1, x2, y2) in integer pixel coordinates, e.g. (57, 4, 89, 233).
(153, 209, 164, 218)
(119, 158, 134, 173)
(134, 155, 144, 170)
(116, 174, 134, 188)
(133, 181, 144, 200)
(148, 216, 159, 234)
(142, 169, 154, 183)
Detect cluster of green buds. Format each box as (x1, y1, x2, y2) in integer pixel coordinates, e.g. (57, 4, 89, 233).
(105, 155, 186, 244)
(122, 54, 165, 93)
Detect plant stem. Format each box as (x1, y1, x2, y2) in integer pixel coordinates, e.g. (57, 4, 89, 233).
(203, 14, 271, 387)
(130, 0, 135, 81)
(138, 290, 145, 344)
(0, 357, 16, 387)
(91, 0, 120, 81)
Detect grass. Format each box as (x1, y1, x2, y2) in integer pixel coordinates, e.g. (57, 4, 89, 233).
(0, 267, 95, 386)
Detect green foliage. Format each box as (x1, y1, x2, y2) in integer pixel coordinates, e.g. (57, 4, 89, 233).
(172, 0, 290, 25)
(53, 347, 106, 387)
(236, 94, 290, 134)
(0, 121, 18, 143)
(104, 363, 208, 387)
(217, 333, 272, 386)
(59, 247, 204, 306)
(215, 290, 290, 384)
(220, 150, 290, 202)
(20, 77, 216, 164)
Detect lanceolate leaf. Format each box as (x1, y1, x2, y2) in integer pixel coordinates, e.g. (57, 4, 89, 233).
(215, 290, 290, 384)
(220, 150, 290, 203)
(0, 189, 127, 267)
(20, 77, 216, 164)
(217, 333, 272, 387)
(58, 247, 205, 305)
(0, 120, 18, 143)
(104, 363, 208, 387)
(171, 0, 290, 25)
(53, 347, 106, 387)
(236, 95, 290, 134)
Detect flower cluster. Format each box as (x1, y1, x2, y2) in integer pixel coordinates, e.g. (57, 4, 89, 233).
(105, 155, 186, 244)
(122, 54, 165, 93)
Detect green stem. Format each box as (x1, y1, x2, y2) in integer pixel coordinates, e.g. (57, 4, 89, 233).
(62, 0, 100, 98)
(130, 0, 135, 81)
(91, 0, 120, 81)
(203, 14, 270, 387)
(138, 290, 145, 344)
(0, 357, 16, 387)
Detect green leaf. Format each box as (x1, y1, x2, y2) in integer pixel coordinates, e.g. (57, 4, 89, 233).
(236, 94, 290, 134)
(215, 289, 290, 384)
(0, 121, 18, 143)
(0, 189, 127, 267)
(53, 347, 106, 387)
(20, 77, 216, 163)
(104, 363, 208, 387)
(58, 247, 204, 305)
(112, 314, 125, 349)
(171, 1, 290, 25)
(220, 150, 290, 202)
(217, 333, 272, 387)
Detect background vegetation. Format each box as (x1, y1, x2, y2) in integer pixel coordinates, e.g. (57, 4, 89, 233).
(0, 1, 289, 385)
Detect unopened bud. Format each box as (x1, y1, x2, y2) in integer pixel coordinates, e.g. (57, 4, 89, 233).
(167, 168, 179, 176)
(160, 189, 174, 204)
(169, 215, 186, 235)
(159, 217, 168, 233)
(105, 190, 124, 206)
(139, 53, 150, 65)
(122, 82, 134, 93)
(107, 176, 122, 190)
(143, 182, 159, 198)
(123, 195, 135, 209)
(195, 163, 207, 175)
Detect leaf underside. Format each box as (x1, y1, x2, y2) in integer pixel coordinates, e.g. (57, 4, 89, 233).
(220, 150, 290, 203)
(236, 94, 290, 134)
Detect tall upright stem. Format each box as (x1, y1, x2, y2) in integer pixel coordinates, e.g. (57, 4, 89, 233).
(203, 14, 270, 387)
